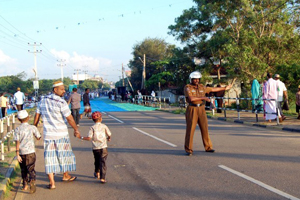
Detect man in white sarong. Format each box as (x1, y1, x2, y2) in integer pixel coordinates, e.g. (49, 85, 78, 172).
(263, 73, 281, 122)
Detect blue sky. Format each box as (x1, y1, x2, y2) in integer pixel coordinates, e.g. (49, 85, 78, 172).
(0, 0, 194, 82)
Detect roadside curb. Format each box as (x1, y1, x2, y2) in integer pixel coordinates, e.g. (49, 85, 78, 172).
(0, 157, 19, 200)
(206, 115, 300, 133)
(158, 109, 300, 133)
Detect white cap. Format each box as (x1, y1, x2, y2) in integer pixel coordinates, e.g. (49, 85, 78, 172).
(17, 110, 28, 119)
(274, 74, 280, 78)
(189, 71, 202, 83)
(53, 81, 64, 87)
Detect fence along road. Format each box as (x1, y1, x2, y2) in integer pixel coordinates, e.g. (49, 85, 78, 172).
(16, 110, 300, 200)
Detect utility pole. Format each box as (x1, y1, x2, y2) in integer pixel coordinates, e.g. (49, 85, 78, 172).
(74, 69, 81, 85)
(57, 59, 66, 82)
(83, 70, 88, 80)
(139, 54, 146, 90)
(28, 42, 42, 100)
(122, 63, 125, 86)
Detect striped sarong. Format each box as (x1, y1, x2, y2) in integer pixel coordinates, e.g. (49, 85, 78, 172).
(44, 136, 76, 174)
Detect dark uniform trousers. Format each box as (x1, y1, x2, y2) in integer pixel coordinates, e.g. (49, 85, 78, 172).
(19, 153, 36, 185)
(185, 105, 213, 153)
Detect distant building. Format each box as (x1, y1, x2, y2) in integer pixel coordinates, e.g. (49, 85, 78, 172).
(89, 74, 104, 82)
(72, 73, 103, 84)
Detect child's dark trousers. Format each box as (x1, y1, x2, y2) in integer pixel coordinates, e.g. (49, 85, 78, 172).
(93, 148, 108, 179)
(19, 153, 36, 185)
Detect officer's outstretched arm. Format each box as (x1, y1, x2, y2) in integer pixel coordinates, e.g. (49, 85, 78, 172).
(189, 96, 210, 102)
(210, 84, 232, 92)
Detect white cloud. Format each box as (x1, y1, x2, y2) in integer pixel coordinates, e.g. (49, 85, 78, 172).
(0, 49, 26, 76)
(50, 49, 112, 73)
(50, 49, 70, 60)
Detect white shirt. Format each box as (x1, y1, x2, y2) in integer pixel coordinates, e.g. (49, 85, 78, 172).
(14, 91, 25, 105)
(36, 93, 71, 140)
(138, 92, 142, 99)
(88, 122, 112, 150)
(275, 80, 287, 101)
(151, 91, 155, 97)
(13, 123, 41, 155)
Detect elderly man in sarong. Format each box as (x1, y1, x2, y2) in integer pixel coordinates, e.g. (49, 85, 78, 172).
(263, 73, 281, 122)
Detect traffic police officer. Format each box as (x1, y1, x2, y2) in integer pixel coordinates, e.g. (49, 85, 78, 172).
(184, 71, 232, 155)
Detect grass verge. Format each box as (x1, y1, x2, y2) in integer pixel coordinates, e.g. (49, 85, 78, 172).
(4, 164, 20, 199)
(172, 109, 186, 114)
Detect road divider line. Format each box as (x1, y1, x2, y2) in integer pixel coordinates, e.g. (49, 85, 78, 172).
(102, 112, 107, 115)
(219, 165, 300, 200)
(108, 115, 124, 123)
(132, 127, 177, 148)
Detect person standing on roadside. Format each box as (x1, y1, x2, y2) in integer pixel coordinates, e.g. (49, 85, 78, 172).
(263, 73, 281, 122)
(296, 85, 300, 119)
(184, 71, 232, 156)
(14, 87, 26, 111)
(33, 81, 79, 190)
(0, 93, 8, 118)
(274, 74, 288, 121)
(81, 88, 91, 118)
(68, 88, 81, 126)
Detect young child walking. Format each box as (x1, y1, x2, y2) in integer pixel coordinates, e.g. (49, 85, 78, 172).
(76, 111, 111, 183)
(14, 110, 41, 193)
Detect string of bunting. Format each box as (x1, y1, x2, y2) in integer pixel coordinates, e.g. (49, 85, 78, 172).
(33, 2, 186, 33)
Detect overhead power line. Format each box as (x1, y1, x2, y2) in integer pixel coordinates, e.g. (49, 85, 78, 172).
(0, 15, 35, 42)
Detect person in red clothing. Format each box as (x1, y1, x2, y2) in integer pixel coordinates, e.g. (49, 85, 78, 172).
(81, 88, 91, 118)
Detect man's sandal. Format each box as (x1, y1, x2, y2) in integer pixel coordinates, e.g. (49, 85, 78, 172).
(100, 179, 106, 184)
(46, 184, 56, 190)
(62, 176, 77, 182)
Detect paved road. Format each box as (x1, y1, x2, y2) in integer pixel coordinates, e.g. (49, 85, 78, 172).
(16, 110, 300, 200)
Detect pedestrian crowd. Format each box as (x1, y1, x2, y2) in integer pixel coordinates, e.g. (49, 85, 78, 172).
(5, 72, 300, 195)
(0, 87, 27, 118)
(251, 73, 294, 122)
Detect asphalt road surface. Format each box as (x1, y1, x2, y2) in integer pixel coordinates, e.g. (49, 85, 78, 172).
(16, 111, 300, 200)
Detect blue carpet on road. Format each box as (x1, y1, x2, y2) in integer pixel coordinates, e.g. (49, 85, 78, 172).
(5, 97, 156, 115)
(83, 97, 157, 112)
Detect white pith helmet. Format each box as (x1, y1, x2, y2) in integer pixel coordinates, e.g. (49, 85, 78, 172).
(189, 71, 202, 83)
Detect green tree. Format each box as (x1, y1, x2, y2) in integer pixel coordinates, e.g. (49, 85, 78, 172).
(79, 80, 99, 90)
(102, 83, 111, 90)
(0, 72, 26, 94)
(169, 0, 300, 83)
(128, 37, 175, 90)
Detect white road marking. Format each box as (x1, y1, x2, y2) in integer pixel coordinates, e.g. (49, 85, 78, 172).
(108, 115, 124, 123)
(102, 112, 107, 115)
(219, 165, 300, 200)
(132, 127, 177, 147)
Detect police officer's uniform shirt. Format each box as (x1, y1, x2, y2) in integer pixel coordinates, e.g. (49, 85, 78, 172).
(184, 84, 213, 104)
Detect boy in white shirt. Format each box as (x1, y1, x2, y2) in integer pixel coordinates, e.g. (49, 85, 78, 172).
(76, 111, 111, 183)
(14, 110, 41, 193)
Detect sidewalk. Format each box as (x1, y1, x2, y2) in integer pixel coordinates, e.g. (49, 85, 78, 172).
(160, 106, 300, 133)
(0, 118, 20, 200)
